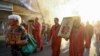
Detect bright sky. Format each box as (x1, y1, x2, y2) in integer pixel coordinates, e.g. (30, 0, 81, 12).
(38, 0, 100, 25)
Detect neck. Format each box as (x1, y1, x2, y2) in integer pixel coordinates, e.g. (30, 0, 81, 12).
(35, 21, 38, 22)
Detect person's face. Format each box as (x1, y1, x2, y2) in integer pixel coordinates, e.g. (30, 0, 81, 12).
(54, 18, 59, 25)
(73, 18, 81, 27)
(8, 19, 17, 26)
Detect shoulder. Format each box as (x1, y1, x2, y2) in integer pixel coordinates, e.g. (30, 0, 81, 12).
(51, 25, 55, 28)
(34, 22, 41, 26)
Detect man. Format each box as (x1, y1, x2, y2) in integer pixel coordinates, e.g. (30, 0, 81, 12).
(48, 18, 61, 56)
(31, 17, 43, 51)
(69, 17, 89, 56)
(94, 21, 100, 56)
(86, 22, 94, 49)
(84, 22, 94, 56)
(5, 14, 28, 56)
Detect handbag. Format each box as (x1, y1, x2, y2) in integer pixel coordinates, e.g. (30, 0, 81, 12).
(21, 34, 37, 54)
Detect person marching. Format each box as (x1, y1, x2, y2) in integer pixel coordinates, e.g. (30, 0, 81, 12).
(5, 14, 28, 56)
(48, 18, 61, 56)
(31, 17, 43, 51)
(69, 17, 90, 56)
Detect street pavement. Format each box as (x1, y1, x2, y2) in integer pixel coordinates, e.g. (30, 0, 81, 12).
(0, 41, 68, 56)
(0, 35, 99, 56)
(0, 42, 12, 56)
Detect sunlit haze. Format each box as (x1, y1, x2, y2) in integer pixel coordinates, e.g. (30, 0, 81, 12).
(38, 0, 100, 25)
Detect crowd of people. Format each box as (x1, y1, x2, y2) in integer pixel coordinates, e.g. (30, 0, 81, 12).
(3, 14, 100, 56)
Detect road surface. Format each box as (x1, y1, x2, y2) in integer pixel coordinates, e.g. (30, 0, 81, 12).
(0, 36, 98, 56)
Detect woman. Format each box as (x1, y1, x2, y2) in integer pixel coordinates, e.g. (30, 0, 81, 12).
(5, 14, 28, 56)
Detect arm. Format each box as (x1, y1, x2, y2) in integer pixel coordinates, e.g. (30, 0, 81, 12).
(5, 36, 9, 44)
(84, 28, 90, 49)
(16, 26, 28, 45)
(31, 24, 35, 30)
(21, 28, 28, 45)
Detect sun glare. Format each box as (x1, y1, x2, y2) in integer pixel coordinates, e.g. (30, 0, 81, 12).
(78, 0, 100, 25)
(52, 0, 100, 25)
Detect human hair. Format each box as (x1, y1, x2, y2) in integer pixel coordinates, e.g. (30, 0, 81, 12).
(8, 14, 22, 25)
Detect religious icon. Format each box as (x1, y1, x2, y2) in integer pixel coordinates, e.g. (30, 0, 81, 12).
(58, 16, 74, 40)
